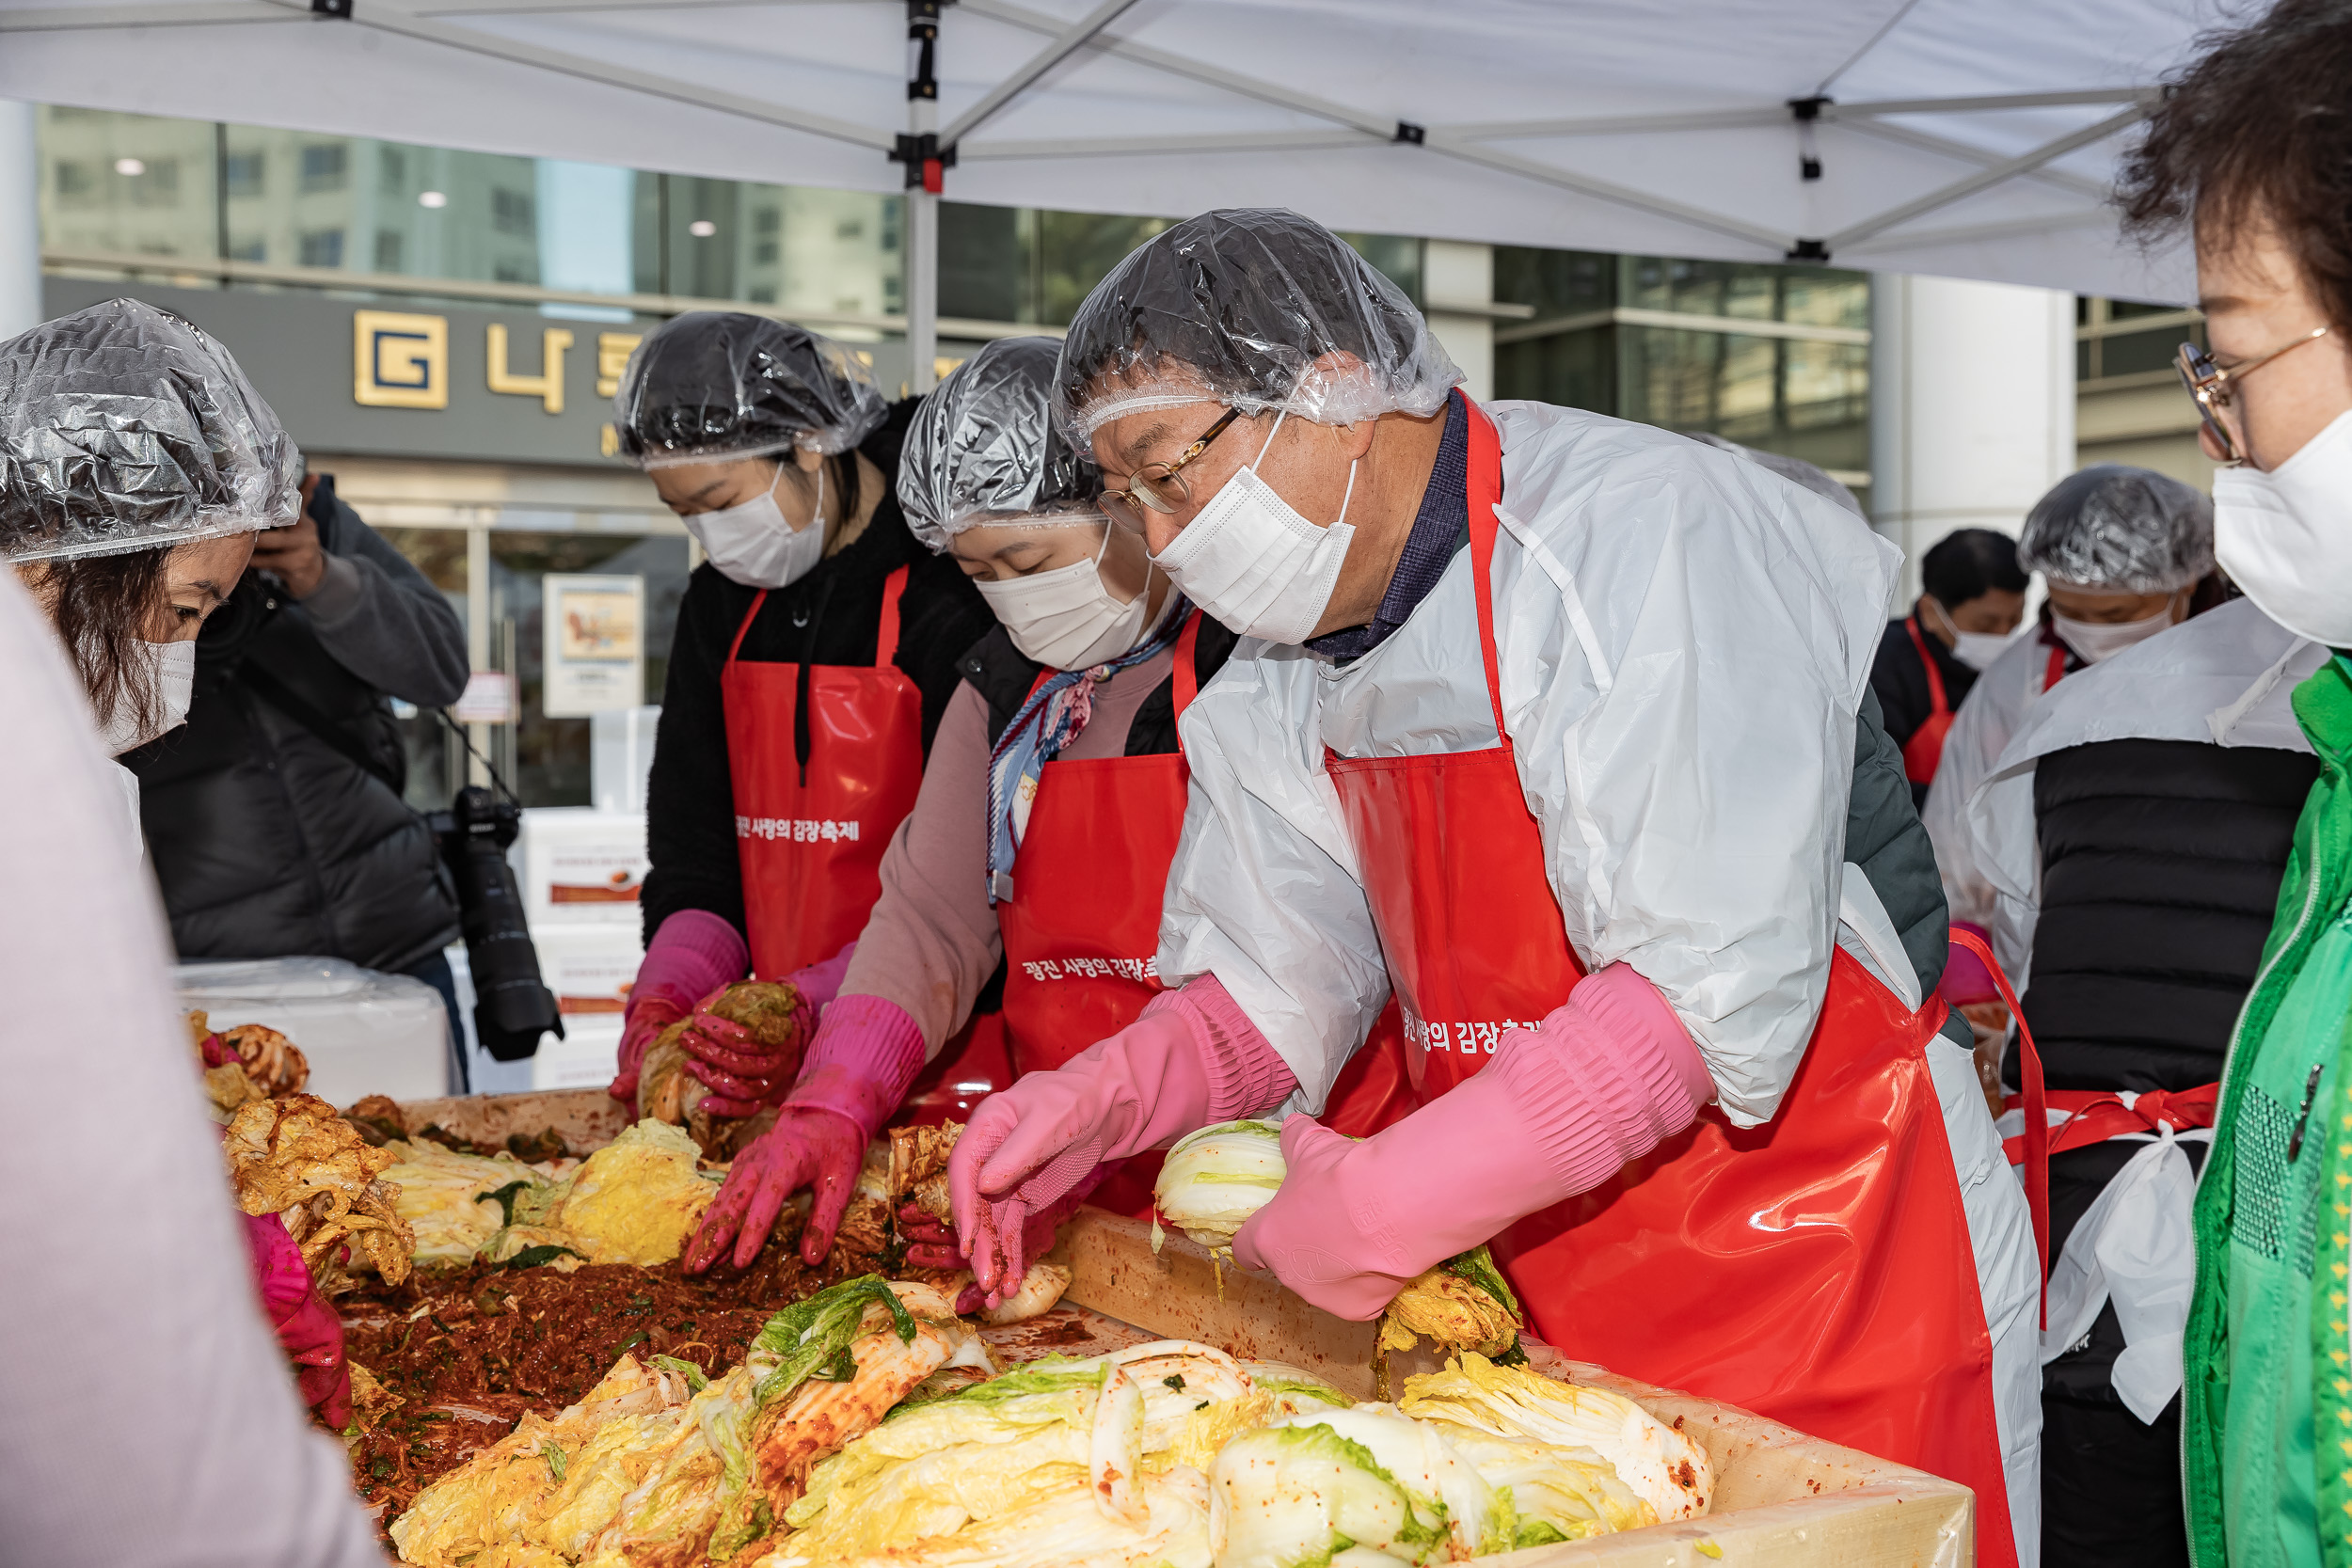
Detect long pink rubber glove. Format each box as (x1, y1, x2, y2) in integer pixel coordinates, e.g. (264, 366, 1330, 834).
(901, 1164, 1118, 1311)
(950, 974, 1295, 1304)
(691, 942, 859, 1117)
(242, 1212, 352, 1428)
(685, 993, 927, 1273)
(1232, 964, 1714, 1321)
(611, 910, 749, 1104)
(1938, 921, 2001, 1006)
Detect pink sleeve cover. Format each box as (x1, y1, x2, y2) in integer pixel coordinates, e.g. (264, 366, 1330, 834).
(785, 994, 930, 1139)
(629, 908, 749, 1021)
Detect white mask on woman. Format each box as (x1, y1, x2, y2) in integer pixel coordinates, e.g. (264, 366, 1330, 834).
(1151, 411, 1357, 644)
(2213, 408, 2352, 646)
(682, 461, 827, 589)
(1923, 596, 2017, 673)
(97, 639, 197, 755)
(974, 523, 1153, 671)
(2050, 605, 2177, 664)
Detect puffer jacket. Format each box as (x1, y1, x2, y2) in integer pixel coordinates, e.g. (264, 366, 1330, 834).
(126, 486, 469, 974)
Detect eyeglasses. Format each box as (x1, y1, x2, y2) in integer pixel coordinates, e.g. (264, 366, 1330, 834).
(2176, 327, 2330, 465)
(1100, 408, 1243, 530)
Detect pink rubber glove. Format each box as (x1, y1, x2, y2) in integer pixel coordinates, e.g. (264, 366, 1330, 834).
(684, 994, 927, 1273)
(242, 1212, 352, 1428)
(1232, 964, 1713, 1320)
(689, 942, 858, 1117)
(951, 975, 1296, 1304)
(611, 910, 749, 1104)
(1938, 921, 2001, 1006)
(899, 1161, 1118, 1271)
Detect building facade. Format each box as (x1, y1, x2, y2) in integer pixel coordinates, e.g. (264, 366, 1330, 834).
(40, 104, 2205, 814)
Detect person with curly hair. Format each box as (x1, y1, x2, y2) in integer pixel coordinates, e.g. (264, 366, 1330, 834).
(2120, 3, 2352, 1562)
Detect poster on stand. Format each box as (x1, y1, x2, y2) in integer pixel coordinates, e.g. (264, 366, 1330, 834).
(543, 573, 645, 718)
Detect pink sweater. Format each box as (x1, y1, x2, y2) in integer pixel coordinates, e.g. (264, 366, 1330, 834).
(838, 644, 1177, 1057)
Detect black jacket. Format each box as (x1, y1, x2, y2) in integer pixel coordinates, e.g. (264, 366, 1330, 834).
(639, 401, 994, 945)
(1869, 610, 1980, 809)
(127, 484, 471, 974)
(2013, 736, 2318, 1092)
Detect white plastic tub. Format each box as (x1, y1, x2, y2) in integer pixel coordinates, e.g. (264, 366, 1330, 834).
(175, 957, 450, 1105)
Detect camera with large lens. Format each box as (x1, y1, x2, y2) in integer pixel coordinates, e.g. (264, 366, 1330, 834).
(432, 784, 564, 1061)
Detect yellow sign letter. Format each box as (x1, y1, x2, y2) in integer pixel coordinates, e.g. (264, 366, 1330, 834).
(353, 310, 449, 410)
(486, 324, 575, 415)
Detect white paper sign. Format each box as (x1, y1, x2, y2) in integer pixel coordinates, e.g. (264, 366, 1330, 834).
(452, 670, 516, 724)
(542, 573, 646, 719)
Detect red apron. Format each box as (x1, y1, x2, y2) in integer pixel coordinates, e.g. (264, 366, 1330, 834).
(1901, 614, 1956, 786)
(899, 612, 1415, 1207)
(721, 565, 923, 981)
(1321, 402, 2025, 1566)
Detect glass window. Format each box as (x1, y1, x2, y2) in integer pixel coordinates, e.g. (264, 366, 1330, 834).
(223, 150, 263, 198)
(381, 527, 469, 814)
(37, 106, 218, 261)
(299, 143, 348, 192)
(489, 531, 690, 808)
(1494, 246, 1616, 322)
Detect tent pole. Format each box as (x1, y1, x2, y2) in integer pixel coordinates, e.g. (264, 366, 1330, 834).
(908, 122, 939, 395)
(902, 0, 943, 394)
(0, 99, 39, 337)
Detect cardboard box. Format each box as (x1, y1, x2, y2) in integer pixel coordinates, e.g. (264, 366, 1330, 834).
(513, 807, 648, 926)
(532, 924, 644, 1018)
(531, 1013, 623, 1093)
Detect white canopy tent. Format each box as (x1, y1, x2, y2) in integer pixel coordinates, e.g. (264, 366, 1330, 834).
(0, 0, 2217, 387)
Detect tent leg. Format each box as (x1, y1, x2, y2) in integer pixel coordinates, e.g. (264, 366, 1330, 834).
(903, 0, 941, 397)
(908, 179, 939, 395)
(0, 99, 41, 337)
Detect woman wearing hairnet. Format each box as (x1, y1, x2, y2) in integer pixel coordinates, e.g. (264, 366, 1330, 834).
(685, 338, 1407, 1272)
(1922, 467, 2216, 1003)
(0, 298, 299, 795)
(0, 297, 385, 1566)
(609, 314, 991, 1148)
(944, 210, 2042, 1566)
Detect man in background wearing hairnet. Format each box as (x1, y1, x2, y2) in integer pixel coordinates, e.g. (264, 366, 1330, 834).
(1923, 466, 2216, 976)
(942, 209, 2042, 1566)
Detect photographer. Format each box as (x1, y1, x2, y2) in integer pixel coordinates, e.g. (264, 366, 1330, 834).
(127, 469, 473, 1080)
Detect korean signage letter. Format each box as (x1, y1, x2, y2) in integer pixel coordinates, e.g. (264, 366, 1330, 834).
(353, 309, 449, 410)
(596, 332, 643, 399)
(486, 324, 575, 415)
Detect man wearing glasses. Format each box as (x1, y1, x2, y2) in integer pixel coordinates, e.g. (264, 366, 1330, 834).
(946, 208, 2043, 1568)
(2128, 4, 2352, 1564)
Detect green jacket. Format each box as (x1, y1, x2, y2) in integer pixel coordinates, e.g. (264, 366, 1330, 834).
(2186, 655, 2352, 1567)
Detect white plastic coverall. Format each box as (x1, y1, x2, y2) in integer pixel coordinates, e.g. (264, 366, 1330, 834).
(1159, 401, 2042, 1563)
(1925, 626, 2071, 933)
(1958, 596, 2319, 1428)
(1960, 596, 2321, 992)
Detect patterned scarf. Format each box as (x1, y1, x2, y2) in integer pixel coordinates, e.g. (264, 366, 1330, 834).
(985, 600, 1190, 905)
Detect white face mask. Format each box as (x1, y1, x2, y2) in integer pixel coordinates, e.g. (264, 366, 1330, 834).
(2050, 604, 2176, 664)
(1922, 596, 2016, 673)
(97, 639, 196, 756)
(681, 461, 826, 589)
(2213, 408, 2352, 646)
(974, 523, 1156, 671)
(1151, 411, 1357, 644)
